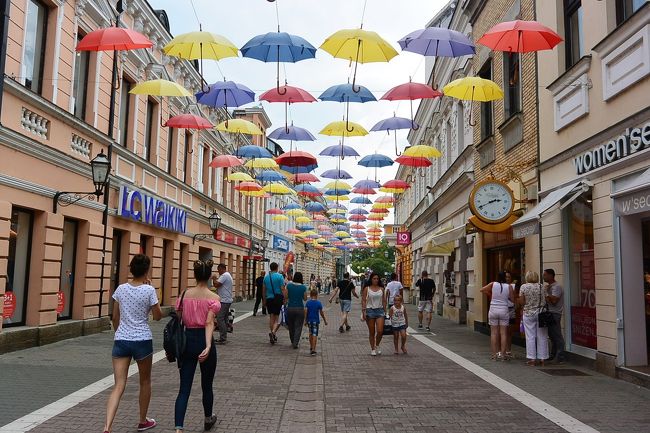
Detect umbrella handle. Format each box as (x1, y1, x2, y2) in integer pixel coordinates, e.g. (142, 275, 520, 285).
(418, 167, 427, 178)
(468, 89, 477, 126)
(394, 134, 402, 156)
(159, 99, 167, 128)
(351, 40, 362, 93)
(345, 118, 355, 133)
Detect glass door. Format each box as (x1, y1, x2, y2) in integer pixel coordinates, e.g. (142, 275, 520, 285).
(3, 208, 33, 326)
(58, 219, 78, 319)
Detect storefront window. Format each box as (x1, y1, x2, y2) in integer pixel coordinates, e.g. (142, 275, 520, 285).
(3, 208, 33, 326)
(566, 191, 597, 349)
(58, 219, 78, 319)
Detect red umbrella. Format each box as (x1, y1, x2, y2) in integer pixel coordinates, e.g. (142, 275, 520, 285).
(349, 214, 367, 222)
(235, 182, 262, 192)
(260, 85, 317, 139)
(371, 208, 389, 213)
(376, 195, 395, 203)
(381, 80, 443, 129)
(286, 228, 302, 235)
(352, 187, 377, 195)
(477, 20, 563, 53)
(382, 179, 411, 189)
(276, 151, 318, 167)
(209, 155, 243, 168)
(292, 173, 320, 183)
(76, 27, 153, 52)
(351, 224, 366, 229)
(266, 208, 284, 215)
(165, 114, 213, 130)
(395, 155, 432, 167)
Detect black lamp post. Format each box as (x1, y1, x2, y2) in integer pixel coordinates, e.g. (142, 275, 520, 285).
(260, 235, 269, 252)
(193, 211, 222, 243)
(53, 150, 111, 213)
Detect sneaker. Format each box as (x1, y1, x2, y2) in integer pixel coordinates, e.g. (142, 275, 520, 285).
(426, 326, 431, 331)
(269, 333, 275, 345)
(376, 348, 382, 355)
(418, 324, 423, 329)
(204, 414, 217, 431)
(272, 333, 278, 342)
(339, 326, 344, 333)
(310, 350, 317, 356)
(215, 339, 227, 345)
(137, 418, 156, 431)
(371, 349, 377, 356)
(345, 325, 351, 331)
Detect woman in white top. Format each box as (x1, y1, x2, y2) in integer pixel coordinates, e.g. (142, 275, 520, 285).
(518, 271, 549, 366)
(361, 273, 387, 356)
(480, 271, 514, 361)
(104, 254, 162, 433)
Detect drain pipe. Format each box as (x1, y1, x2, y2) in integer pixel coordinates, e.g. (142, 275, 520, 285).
(0, 0, 11, 126)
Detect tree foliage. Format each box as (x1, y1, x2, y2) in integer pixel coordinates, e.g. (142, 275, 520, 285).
(350, 240, 395, 277)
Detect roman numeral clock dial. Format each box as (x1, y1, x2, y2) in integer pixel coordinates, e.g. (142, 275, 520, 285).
(469, 179, 515, 224)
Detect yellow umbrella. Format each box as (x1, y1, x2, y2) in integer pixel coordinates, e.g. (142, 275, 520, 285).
(379, 187, 407, 194)
(272, 215, 289, 221)
(244, 158, 278, 169)
(372, 202, 393, 209)
(296, 230, 317, 238)
(163, 31, 239, 61)
(443, 77, 503, 126)
(129, 79, 192, 97)
(320, 120, 368, 137)
(367, 223, 383, 228)
(295, 216, 312, 224)
(241, 189, 265, 197)
(334, 231, 351, 238)
(334, 195, 350, 201)
(216, 119, 264, 135)
(403, 145, 442, 158)
(330, 217, 347, 223)
(324, 180, 352, 190)
(263, 183, 295, 195)
(227, 172, 254, 182)
(286, 209, 306, 217)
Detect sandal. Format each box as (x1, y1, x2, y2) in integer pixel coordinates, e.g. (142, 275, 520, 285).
(526, 360, 536, 366)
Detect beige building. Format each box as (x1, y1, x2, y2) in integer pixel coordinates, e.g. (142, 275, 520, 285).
(515, 0, 650, 377)
(0, 0, 267, 351)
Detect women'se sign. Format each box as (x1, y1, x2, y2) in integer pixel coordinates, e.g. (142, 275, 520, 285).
(118, 186, 187, 233)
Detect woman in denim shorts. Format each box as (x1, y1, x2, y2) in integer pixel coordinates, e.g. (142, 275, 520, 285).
(361, 273, 386, 356)
(104, 254, 162, 433)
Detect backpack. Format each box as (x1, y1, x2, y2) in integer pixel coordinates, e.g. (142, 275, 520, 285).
(163, 290, 187, 365)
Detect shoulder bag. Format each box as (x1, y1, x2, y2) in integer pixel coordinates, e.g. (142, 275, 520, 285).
(163, 289, 187, 365)
(537, 284, 555, 328)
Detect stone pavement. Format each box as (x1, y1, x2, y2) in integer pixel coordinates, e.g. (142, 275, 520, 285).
(0, 296, 648, 433)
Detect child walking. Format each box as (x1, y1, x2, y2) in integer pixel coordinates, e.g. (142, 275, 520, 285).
(389, 295, 408, 354)
(304, 289, 327, 356)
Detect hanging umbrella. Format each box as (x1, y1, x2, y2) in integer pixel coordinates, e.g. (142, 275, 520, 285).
(379, 187, 407, 194)
(334, 231, 351, 239)
(195, 80, 255, 111)
(216, 119, 263, 135)
(351, 223, 366, 229)
(477, 20, 563, 53)
(358, 154, 394, 168)
(334, 195, 350, 201)
(319, 144, 360, 159)
(76, 27, 153, 51)
(272, 215, 290, 222)
(352, 187, 377, 195)
(256, 170, 286, 182)
(398, 27, 475, 88)
(209, 155, 243, 168)
(320, 168, 352, 179)
(319, 83, 377, 130)
(349, 214, 367, 222)
(395, 155, 433, 168)
(368, 214, 386, 220)
(295, 216, 312, 224)
(227, 172, 254, 182)
(295, 184, 322, 197)
(283, 203, 302, 210)
(324, 189, 351, 197)
(350, 208, 369, 215)
(280, 164, 318, 174)
(324, 180, 353, 190)
(382, 179, 411, 190)
(403, 145, 442, 158)
(286, 209, 306, 217)
(268, 124, 316, 142)
(235, 181, 263, 192)
(165, 114, 213, 130)
(351, 196, 372, 205)
(266, 208, 284, 215)
(320, 28, 398, 93)
(313, 214, 329, 221)
(263, 183, 295, 195)
(245, 158, 279, 169)
(241, 31, 317, 93)
(328, 208, 347, 215)
(370, 114, 418, 155)
(370, 208, 389, 214)
(320, 120, 369, 137)
(354, 179, 381, 189)
(381, 81, 443, 129)
(260, 85, 317, 136)
(305, 202, 327, 212)
(286, 228, 302, 235)
(234, 145, 273, 159)
(442, 77, 504, 126)
(276, 151, 318, 168)
(292, 173, 320, 183)
(376, 196, 395, 203)
(130, 79, 192, 97)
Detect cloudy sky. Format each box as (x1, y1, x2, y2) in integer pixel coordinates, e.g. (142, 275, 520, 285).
(151, 0, 447, 224)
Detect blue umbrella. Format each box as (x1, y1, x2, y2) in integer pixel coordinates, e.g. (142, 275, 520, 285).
(280, 164, 318, 174)
(283, 203, 302, 211)
(305, 202, 327, 212)
(334, 224, 350, 231)
(351, 196, 372, 204)
(268, 124, 316, 141)
(235, 145, 273, 159)
(195, 80, 255, 109)
(319, 83, 376, 103)
(297, 224, 315, 231)
(256, 170, 285, 182)
(321, 168, 352, 179)
(354, 179, 381, 189)
(327, 203, 347, 210)
(370, 115, 418, 155)
(295, 184, 322, 196)
(241, 31, 316, 93)
(320, 144, 359, 158)
(358, 154, 394, 168)
(324, 188, 351, 196)
(350, 208, 369, 215)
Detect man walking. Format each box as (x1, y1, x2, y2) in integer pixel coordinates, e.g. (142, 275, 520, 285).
(264, 262, 286, 344)
(385, 272, 403, 309)
(212, 263, 233, 344)
(328, 272, 358, 333)
(415, 271, 435, 331)
(543, 268, 566, 363)
(253, 271, 266, 316)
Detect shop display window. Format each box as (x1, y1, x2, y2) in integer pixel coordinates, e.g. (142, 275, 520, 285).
(3, 208, 33, 326)
(57, 219, 78, 320)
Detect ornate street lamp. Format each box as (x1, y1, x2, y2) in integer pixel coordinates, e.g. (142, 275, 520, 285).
(193, 211, 222, 243)
(260, 235, 270, 251)
(53, 150, 111, 213)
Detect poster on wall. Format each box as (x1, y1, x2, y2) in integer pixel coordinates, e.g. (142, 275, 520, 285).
(2, 291, 16, 321)
(572, 249, 597, 349)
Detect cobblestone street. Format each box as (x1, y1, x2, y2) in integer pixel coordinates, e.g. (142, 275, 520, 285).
(1, 297, 649, 433)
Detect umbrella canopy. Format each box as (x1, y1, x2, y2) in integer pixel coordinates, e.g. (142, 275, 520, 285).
(295, 216, 312, 223)
(376, 196, 395, 203)
(272, 215, 290, 221)
(320, 144, 360, 158)
(368, 214, 386, 220)
(328, 208, 347, 215)
(129, 79, 192, 97)
(403, 145, 442, 158)
(381, 82, 443, 101)
(286, 228, 302, 235)
(263, 183, 295, 195)
(379, 187, 407, 194)
(286, 209, 306, 217)
(266, 208, 284, 215)
(165, 114, 213, 130)
(320, 120, 369, 137)
(350, 208, 369, 215)
(382, 179, 411, 189)
(292, 173, 320, 183)
(324, 189, 351, 197)
(305, 202, 327, 213)
(227, 172, 254, 182)
(349, 214, 367, 222)
(352, 187, 377, 195)
(215, 119, 263, 135)
(370, 208, 389, 214)
(350, 196, 372, 205)
(395, 155, 433, 167)
(76, 27, 153, 51)
(443, 77, 504, 102)
(260, 85, 317, 103)
(351, 224, 366, 229)
(234, 145, 273, 159)
(210, 155, 243, 168)
(334, 231, 351, 239)
(283, 203, 302, 210)
(398, 27, 475, 57)
(235, 181, 263, 192)
(280, 164, 318, 174)
(318, 83, 376, 103)
(370, 115, 417, 132)
(354, 179, 381, 189)
(321, 168, 352, 179)
(313, 214, 329, 221)
(241, 31, 317, 62)
(268, 125, 316, 141)
(477, 20, 563, 53)
(324, 180, 353, 190)
(276, 151, 318, 167)
(163, 31, 239, 60)
(256, 170, 286, 182)
(244, 158, 279, 169)
(295, 184, 322, 197)
(195, 80, 255, 108)
(358, 154, 394, 168)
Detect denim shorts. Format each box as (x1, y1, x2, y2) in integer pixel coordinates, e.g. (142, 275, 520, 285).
(112, 339, 153, 361)
(392, 325, 407, 332)
(340, 299, 352, 312)
(365, 308, 385, 319)
(307, 322, 319, 336)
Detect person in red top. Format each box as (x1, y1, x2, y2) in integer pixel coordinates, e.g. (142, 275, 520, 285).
(174, 260, 221, 433)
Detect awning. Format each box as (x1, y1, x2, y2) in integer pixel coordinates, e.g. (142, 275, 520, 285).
(422, 225, 461, 257)
(512, 180, 592, 239)
(430, 225, 466, 245)
(422, 240, 454, 257)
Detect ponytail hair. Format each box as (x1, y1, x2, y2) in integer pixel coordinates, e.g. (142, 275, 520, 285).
(193, 259, 214, 282)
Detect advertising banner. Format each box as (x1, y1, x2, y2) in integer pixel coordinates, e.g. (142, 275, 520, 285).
(397, 231, 411, 245)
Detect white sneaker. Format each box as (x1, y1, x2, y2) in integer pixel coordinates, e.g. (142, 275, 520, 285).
(376, 349, 382, 355)
(371, 349, 377, 356)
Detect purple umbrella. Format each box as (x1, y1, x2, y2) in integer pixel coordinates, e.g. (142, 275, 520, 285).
(321, 168, 353, 179)
(350, 196, 372, 204)
(268, 124, 316, 142)
(371, 115, 420, 155)
(354, 179, 381, 189)
(195, 80, 255, 109)
(350, 208, 369, 215)
(320, 144, 359, 158)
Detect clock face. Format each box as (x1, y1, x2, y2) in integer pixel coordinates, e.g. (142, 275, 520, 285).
(471, 181, 514, 223)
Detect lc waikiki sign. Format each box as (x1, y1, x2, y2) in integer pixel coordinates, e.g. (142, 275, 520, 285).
(118, 186, 187, 233)
(574, 121, 650, 175)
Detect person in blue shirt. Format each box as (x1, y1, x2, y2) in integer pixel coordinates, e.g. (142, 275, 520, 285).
(304, 289, 327, 356)
(263, 262, 286, 345)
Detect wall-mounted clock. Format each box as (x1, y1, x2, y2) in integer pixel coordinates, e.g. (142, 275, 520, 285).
(469, 179, 515, 224)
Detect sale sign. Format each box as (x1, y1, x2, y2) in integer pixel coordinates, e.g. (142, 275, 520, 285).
(397, 231, 411, 245)
(2, 291, 16, 320)
(56, 291, 66, 315)
(571, 305, 597, 349)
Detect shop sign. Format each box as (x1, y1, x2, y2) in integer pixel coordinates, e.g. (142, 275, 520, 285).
(273, 235, 290, 252)
(2, 291, 16, 319)
(118, 186, 187, 233)
(512, 219, 539, 239)
(616, 190, 650, 215)
(571, 305, 597, 349)
(574, 121, 650, 175)
(397, 231, 411, 245)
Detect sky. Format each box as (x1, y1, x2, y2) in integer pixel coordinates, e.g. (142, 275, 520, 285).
(151, 0, 447, 226)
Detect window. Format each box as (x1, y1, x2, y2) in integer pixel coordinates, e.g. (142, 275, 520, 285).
(503, 53, 521, 118)
(58, 219, 78, 320)
(617, 0, 645, 24)
(183, 132, 192, 184)
(166, 126, 175, 174)
(23, 0, 48, 93)
(3, 208, 33, 326)
(144, 99, 156, 162)
(564, 0, 584, 69)
(446, 120, 453, 168)
(73, 32, 89, 119)
(478, 62, 493, 140)
(119, 77, 132, 147)
(197, 145, 204, 192)
(457, 103, 465, 150)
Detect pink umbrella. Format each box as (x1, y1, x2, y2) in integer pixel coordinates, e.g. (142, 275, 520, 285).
(260, 84, 317, 137)
(381, 80, 443, 128)
(209, 155, 243, 168)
